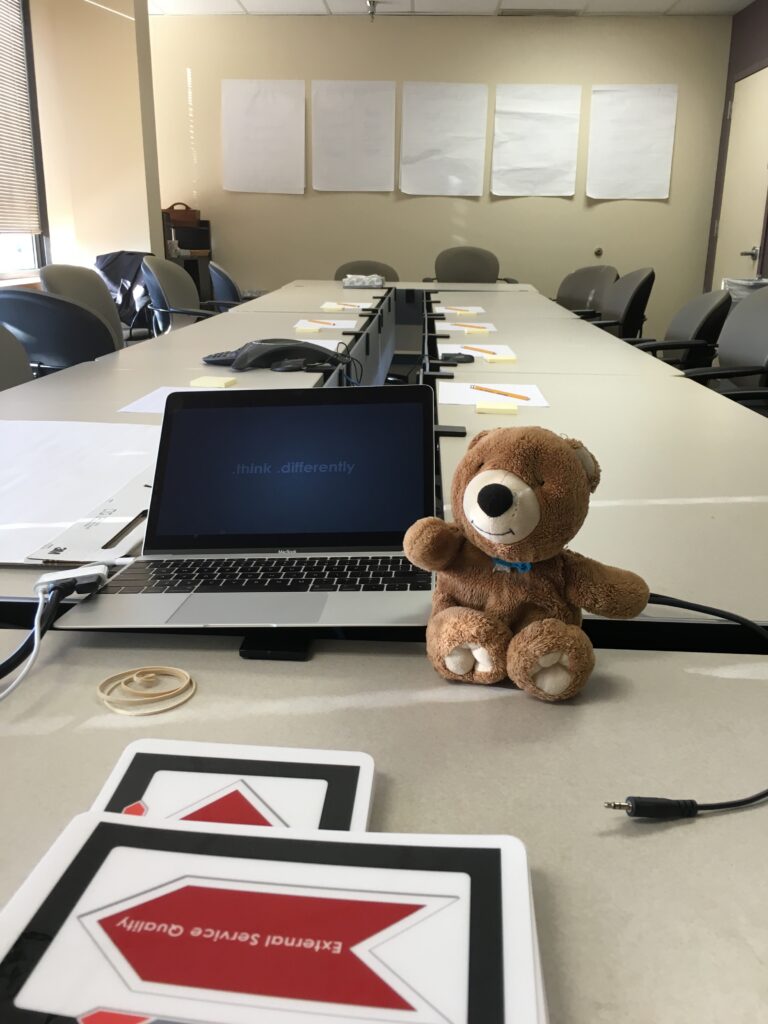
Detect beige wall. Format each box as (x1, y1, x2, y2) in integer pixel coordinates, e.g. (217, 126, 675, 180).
(149, 14, 731, 335)
(30, 0, 163, 267)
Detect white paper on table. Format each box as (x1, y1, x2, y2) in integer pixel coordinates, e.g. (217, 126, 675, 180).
(222, 80, 305, 194)
(312, 80, 395, 192)
(438, 382, 549, 407)
(294, 318, 357, 331)
(400, 82, 488, 197)
(492, 85, 581, 197)
(586, 85, 678, 200)
(320, 300, 375, 312)
(434, 305, 486, 315)
(437, 342, 516, 361)
(440, 321, 498, 333)
(0, 421, 160, 564)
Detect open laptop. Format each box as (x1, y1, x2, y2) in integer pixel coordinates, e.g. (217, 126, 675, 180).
(58, 385, 435, 630)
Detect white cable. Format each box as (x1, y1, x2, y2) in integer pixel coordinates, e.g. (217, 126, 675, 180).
(0, 590, 47, 704)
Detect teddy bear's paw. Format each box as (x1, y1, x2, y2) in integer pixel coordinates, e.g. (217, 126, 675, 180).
(530, 651, 573, 697)
(445, 643, 494, 676)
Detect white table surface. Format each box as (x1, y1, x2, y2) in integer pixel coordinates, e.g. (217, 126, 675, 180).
(233, 286, 385, 313)
(0, 630, 766, 1024)
(434, 290, 577, 320)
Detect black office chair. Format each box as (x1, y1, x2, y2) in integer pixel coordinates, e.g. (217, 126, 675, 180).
(334, 260, 399, 282)
(142, 256, 222, 335)
(583, 267, 655, 339)
(426, 246, 517, 284)
(555, 265, 619, 312)
(39, 264, 128, 348)
(630, 290, 732, 370)
(0, 324, 33, 391)
(683, 285, 768, 410)
(0, 290, 118, 373)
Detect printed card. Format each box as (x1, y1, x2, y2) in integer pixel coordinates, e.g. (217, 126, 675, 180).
(90, 740, 374, 832)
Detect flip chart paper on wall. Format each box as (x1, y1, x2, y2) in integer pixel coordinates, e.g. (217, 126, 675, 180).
(312, 81, 395, 192)
(222, 80, 305, 194)
(492, 85, 581, 197)
(586, 85, 678, 200)
(400, 82, 488, 196)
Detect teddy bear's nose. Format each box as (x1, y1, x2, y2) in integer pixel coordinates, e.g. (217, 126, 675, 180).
(477, 483, 515, 518)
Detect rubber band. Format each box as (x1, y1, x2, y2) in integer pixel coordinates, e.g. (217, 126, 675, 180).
(98, 666, 196, 716)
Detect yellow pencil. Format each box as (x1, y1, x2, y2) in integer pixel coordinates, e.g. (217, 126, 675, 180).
(470, 384, 530, 402)
(460, 323, 490, 330)
(462, 344, 496, 355)
(309, 319, 336, 326)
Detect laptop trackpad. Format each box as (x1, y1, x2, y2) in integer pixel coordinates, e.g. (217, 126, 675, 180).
(168, 593, 328, 627)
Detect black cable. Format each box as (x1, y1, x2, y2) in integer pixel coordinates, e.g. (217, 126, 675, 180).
(648, 591, 768, 646)
(605, 788, 768, 820)
(0, 585, 69, 682)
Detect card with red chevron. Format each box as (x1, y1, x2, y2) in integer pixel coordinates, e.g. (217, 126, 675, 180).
(0, 814, 545, 1024)
(90, 739, 374, 832)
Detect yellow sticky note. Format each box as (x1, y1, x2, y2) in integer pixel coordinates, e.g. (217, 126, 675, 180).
(464, 327, 489, 334)
(190, 376, 236, 388)
(476, 402, 517, 415)
(321, 302, 344, 312)
(485, 354, 517, 363)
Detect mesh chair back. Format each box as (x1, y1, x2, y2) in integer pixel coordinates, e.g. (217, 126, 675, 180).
(556, 265, 618, 311)
(663, 289, 731, 370)
(717, 285, 768, 388)
(40, 264, 124, 349)
(210, 262, 243, 304)
(434, 246, 499, 283)
(0, 324, 33, 390)
(601, 268, 655, 338)
(142, 256, 201, 333)
(334, 260, 399, 281)
(0, 290, 117, 371)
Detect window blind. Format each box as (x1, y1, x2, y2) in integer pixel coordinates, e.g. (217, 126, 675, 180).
(0, 0, 41, 234)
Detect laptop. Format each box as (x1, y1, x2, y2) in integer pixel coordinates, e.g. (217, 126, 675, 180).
(58, 385, 436, 631)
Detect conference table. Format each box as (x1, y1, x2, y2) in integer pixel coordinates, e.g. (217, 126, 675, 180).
(1, 278, 767, 1024)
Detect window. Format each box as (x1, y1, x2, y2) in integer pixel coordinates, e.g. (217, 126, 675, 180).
(0, 0, 47, 276)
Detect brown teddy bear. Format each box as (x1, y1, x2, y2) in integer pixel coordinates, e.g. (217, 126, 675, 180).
(404, 426, 649, 702)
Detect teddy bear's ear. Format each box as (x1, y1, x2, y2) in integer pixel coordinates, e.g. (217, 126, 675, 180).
(566, 439, 601, 492)
(466, 430, 491, 451)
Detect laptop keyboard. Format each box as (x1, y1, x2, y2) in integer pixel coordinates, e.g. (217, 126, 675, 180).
(102, 557, 432, 595)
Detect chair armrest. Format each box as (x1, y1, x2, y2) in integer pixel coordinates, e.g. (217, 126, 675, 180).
(201, 299, 241, 310)
(422, 277, 437, 282)
(499, 277, 518, 284)
(685, 365, 767, 381)
(576, 310, 600, 320)
(148, 304, 216, 319)
(635, 339, 713, 354)
(592, 319, 620, 329)
(723, 388, 768, 404)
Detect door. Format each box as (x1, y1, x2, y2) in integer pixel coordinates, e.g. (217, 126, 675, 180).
(712, 65, 768, 286)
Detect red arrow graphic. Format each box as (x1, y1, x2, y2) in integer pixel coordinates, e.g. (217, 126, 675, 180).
(179, 789, 272, 826)
(98, 885, 422, 1010)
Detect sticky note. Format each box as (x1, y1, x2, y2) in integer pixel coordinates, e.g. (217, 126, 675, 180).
(190, 376, 236, 388)
(485, 354, 517, 363)
(476, 402, 517, 415)
(464, 327, 489, 334)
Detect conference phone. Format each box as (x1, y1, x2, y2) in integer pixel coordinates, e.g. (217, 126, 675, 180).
(203, 340, 347, 373)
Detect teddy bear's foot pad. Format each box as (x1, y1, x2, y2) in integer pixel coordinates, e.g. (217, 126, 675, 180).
(445, 643, 494, 676)
(531, 652, 573, 696)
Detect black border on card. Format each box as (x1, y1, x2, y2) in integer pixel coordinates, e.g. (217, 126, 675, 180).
(102, 753, 361, 830)
(0, 822, 504, 1023)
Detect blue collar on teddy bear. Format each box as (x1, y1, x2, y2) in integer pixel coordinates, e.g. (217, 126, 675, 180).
(492, 557, 532, 574)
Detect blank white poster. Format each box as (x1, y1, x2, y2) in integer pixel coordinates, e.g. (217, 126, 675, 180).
(400, 82, 488, 197)
(312, 81, 395, 192)
(586, 85, 678, 200)
(492, 85, 581, 197)
(222, 80, 305, 194)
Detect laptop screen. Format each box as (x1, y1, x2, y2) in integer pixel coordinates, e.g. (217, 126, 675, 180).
(144, 385, 435, 553)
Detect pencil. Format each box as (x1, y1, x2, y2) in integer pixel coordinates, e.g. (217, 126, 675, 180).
(443, 306, 473, 313)
(462, 344, 496, 355)
(309, 319, 336, 326)
(459, 323, 490, 329)
(470, 384, 530, 402)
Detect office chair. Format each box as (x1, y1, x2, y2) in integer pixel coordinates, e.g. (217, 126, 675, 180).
(427, 246, 517, 284)
(334, 260, 399, 282)
(583, 267, 655, 339)
(555, 265, 619, 312)
(0, 324, 33, 391)
(209, 261, 245, 304)
(0, 290, 118, 373)
(142, 255, 221, 335)
(39, 264, 127, 349)
(683, 285, 768, 409)
(631, 290, 732, 370)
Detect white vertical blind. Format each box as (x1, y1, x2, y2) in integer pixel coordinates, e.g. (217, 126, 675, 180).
(0, 0, 42, 234)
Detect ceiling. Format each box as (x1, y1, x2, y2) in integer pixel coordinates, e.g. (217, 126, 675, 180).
(147, 0, 754, 15)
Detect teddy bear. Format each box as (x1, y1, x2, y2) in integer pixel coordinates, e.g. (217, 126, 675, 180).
(403, 426, 649, 702)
